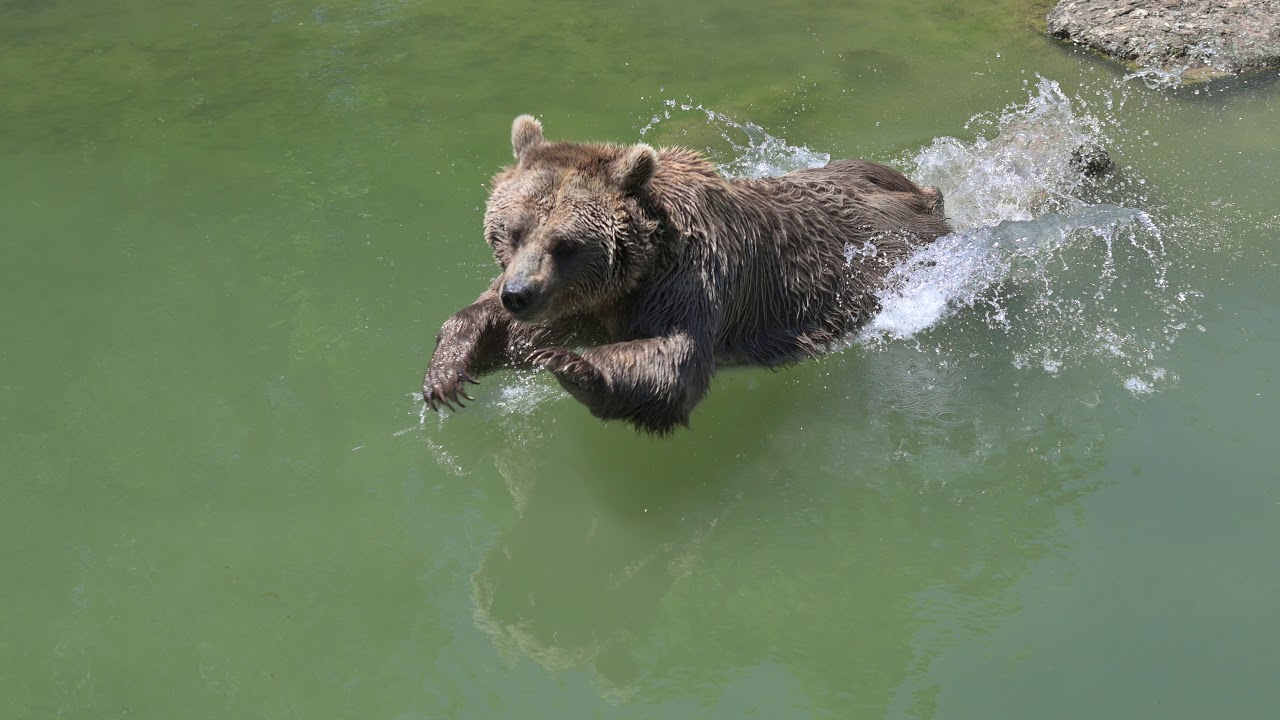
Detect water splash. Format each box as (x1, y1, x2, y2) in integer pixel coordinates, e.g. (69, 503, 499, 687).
(871, 79, 1196, 393)
(866, 205, 1152, 338)
(640, 100, 829, 178)
(911, 77, 1107, 227)
(1121, 41, 1233, 89)
(1123, 66, 1189, 90)
(641, 78, 1198, 396)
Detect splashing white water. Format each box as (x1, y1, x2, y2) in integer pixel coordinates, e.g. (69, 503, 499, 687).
(865, 205, 1154, 339)
(641, 77, 1198, 395)
(1120, 40, 1232, 89)
(869, 79, 1195, 393)
(911, 78, 1107, 228)
(640, 100, 829, 178)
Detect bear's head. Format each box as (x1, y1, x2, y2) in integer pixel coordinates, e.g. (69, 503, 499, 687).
(483, 115, 661, 323)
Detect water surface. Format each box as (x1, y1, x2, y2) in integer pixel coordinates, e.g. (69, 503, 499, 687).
(2, 0, 1278, 718)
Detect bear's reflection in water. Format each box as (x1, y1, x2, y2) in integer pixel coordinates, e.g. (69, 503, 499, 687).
(465, 339, 1110, 704)
(468, 372, 784, 691)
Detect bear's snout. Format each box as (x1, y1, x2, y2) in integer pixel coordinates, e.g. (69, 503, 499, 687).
(500, 247, 555, 320)
(500, 278, 538, 316)
(500, 273, 554, 321)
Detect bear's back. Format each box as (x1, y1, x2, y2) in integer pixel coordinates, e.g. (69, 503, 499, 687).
(701, 160, 949, 366)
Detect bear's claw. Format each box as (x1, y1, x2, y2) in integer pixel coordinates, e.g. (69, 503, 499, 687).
(526, 347, 604, 392)
(423, 365, 478, 412)
(526, 347, 577, 371)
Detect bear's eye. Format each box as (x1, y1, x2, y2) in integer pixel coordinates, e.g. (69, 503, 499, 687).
(508, 227, 525, 248)
(551, 239, 579, 261)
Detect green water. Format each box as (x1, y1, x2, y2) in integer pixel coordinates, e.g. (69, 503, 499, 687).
(2, 0, 1278, 717)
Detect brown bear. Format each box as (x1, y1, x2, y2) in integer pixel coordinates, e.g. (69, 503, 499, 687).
(422, 115, 951, 434)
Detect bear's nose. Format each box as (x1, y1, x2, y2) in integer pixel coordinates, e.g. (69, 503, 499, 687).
(500, 280, 533, 315)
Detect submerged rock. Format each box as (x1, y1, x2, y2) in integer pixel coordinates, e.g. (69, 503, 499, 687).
(1046, 0, 1280, 82)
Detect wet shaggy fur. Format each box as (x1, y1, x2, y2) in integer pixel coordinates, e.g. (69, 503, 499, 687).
(422, 115, 952, 434)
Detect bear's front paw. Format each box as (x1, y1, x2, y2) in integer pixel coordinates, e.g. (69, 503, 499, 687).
(422, 362, 480, 412)
(526, 347, 605, 394)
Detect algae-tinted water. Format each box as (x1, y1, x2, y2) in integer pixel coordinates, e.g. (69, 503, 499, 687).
(2, 1, 1277, 718)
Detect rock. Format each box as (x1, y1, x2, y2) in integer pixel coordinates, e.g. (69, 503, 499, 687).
(1046, 0, 1280, 82)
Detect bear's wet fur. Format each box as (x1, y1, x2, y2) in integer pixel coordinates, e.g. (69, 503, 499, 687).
(423, 115, 952, 434)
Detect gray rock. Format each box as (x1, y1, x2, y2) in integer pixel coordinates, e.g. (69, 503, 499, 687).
(1046, 0, 1280, 81)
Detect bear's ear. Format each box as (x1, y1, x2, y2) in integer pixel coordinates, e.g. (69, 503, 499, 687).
(614, 144, 658, 193)
(511, 114, 544, 160)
